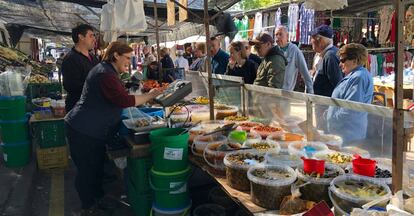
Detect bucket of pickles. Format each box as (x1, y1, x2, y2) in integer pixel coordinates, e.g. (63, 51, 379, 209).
(203, 142, 242, 176)
(329, 174, 392, 214)
(314, 151, 353, 169)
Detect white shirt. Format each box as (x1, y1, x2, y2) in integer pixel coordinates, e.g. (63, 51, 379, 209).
(174, 56, 189, 71)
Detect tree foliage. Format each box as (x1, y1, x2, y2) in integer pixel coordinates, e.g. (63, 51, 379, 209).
(239, 0, 284, 11)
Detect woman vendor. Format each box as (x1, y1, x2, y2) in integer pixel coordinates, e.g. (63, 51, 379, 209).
(65, 42, 162, 215)
(327, 43, 374, 144)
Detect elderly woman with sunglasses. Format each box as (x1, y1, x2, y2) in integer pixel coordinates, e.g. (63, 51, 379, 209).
(327, 43, 374, 144)
(225, 41, 258, 84)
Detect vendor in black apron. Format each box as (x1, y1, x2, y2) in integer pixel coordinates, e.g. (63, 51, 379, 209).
(65, 42, 162, 216)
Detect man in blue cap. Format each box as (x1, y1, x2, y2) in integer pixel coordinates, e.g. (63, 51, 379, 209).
(310, 24, 343, 131)
(311, 24, 343, 97)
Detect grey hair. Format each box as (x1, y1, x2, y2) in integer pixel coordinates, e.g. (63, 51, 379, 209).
(275, 25, 288, 33)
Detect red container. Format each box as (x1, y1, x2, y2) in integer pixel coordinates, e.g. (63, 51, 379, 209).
(352, 157, 376, 177)
(302, 157, 325, 175)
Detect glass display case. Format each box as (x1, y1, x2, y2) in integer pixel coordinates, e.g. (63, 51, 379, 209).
(185, 70, 414, 190)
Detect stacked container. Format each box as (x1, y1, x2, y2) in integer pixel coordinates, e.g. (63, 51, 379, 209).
(127, 156, 153, 216)
(0, 96, 31, 167)
(31, 117, 68, 170)
(149, 128, 191, 216)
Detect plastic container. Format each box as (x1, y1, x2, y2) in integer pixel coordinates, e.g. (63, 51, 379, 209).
(149, 166, 191, 210)
(186, 104, 208, 112)
(200, 120, 223, 131)
(0, 96, 26, 120)
(215, 105, 238, 120)
(296, 164, 345, 205)
(193, 204, 226, 216)
(32, 97, 51, 108)
(127, 157, 152, 192)
(279, 116, 304, 133)
(1, 141, 31, 168)
(329, 174, 392, 214)
(51, 99, 65, 118)
(203, 142, 242, 176)
(227, 130, 247, 144)
(223, 150, 265, 191)
(150, 128, 189, 173)
(223, 116, 249, 124)
(243, 139, 280, 153)
(171, 113, 190, 123)
(236, 121, 263, 132)
(36, 145, 68, 170)
(302, 157, 325, 175)
(266, 132, 305, 150)
(208, 187, 235, 210)
(191, 109, 211, 122)
(316, 134, 343, 150)
(192, 134, 228, 157)
(228, 131, 261, 145)
(151, 202, 191, 216)
(247, 165, 297, 209)
(342, 146, 370, 159)
(352, 157, 376, 177)
(33, 107, 53, 120)
(314, 151, 353, 169)
(349, 158, 392, 186)
(0, 118, 29, 143)
(31, 119, 66, 148)
(288, 141, 329, 158)
(250, 125, 284, 139)
(139, 107, 165, 118)
(128, 178, 152, 216)
(265, 151, 302, 168)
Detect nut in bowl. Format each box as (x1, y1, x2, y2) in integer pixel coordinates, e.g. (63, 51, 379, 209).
(250, 125, 284, 139)
(237, 121, 263, 132)
(314, 151, 353, 168)
(203, 142, 242, 175)
(223, 115, 249, 124)
(191, 96, 209, 105)
(192, 134, 228, 157)
(243, 140, 281, 153)
(214, 105, 238, 120)
(266, 132, 305, 149)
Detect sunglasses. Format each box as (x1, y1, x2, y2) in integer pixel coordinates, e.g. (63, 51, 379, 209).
(339, 57, 349, 63)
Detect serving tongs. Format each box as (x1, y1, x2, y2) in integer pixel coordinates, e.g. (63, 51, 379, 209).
(203, 123, 238, 136)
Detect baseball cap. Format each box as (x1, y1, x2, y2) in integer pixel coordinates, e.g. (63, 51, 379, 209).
(249, 32, 274, 45)
(311, 25, 333, 39)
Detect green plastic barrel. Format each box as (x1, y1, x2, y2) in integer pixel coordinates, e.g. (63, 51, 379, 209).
(0, 118, 29, 143)
(127, 157, 152, 192)
(127, 178, 152, 216)
(149, 166, 191, 210)
(1, 141, 31, 168)
(0, 96, 26, 121)
(150, 128, 189, 173)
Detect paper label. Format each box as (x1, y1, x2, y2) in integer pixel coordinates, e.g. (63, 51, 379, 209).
(163, 147, 183, 160)
(169, 182, 186, 194)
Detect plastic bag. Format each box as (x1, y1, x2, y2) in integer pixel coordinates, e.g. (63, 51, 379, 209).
(279, 195, 316, 215)
(113, 0, 147, 32)
(0, 69, 24, 96)
(114, 157, 127, 169)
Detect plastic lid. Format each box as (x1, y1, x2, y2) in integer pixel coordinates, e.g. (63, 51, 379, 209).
(329, 174, 392, 203)
(296, 163, 344, 185)
(288, 141, 329, 158)
(247, 164, 297, 187)
(265, 151, 302, 168)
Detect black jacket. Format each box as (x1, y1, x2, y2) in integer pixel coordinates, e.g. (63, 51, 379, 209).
(226, 59, 258, 84)
(61, 48, 99, 112)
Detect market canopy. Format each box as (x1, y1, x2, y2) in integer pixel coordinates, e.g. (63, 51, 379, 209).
(0, 0, 239, 46)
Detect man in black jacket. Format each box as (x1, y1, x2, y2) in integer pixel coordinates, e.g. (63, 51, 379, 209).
(62, 24, 99, 112)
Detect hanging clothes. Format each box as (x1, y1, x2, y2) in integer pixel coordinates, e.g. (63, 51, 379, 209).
(377, 54, 384, 76)
(253, 12, 263, 38)
(390, 11, 396, 43)
(263, 13, 269, 29)
(384, 53, 395, 74)
(378, 6, 394, 45)
(370, 55, 378, 77)
(299, 5, 315, 45)
(405, 6, 414, 45)
(288, 4, 300, 42)
(241, 16, 249, 40)
(248, 17, 255, 39)
(275, 8, 282, 27)
(233, 18, 242, 41)
(367, 12, 377, 42)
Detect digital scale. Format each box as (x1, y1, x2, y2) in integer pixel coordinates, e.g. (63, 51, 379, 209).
(154, 80, 192, 107)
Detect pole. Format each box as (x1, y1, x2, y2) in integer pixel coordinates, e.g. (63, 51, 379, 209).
(392, 0, 404, 193)
(154, 0, 162, 81)
(204, 0, 214, 120)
